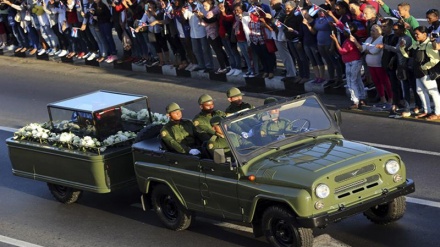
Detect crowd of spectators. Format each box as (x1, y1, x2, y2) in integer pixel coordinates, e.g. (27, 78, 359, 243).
(0, 0, 439, 119)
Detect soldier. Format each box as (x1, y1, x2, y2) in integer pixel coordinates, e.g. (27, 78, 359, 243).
(259, 97, 294, 142)
(224, 87, 254, 115)
(225, 87, 257, 136)
(207, 116, 253, 158)
(160, 102, 205, 155)
(193, 94, 226, 136)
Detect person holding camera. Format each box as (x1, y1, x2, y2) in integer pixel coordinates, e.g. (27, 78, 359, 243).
(400, 26, 440, 120)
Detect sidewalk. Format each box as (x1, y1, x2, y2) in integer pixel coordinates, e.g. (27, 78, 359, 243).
(1, 45, 439, 124)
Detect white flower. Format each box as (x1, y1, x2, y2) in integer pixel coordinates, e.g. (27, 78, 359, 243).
(59, 132, 75, 143)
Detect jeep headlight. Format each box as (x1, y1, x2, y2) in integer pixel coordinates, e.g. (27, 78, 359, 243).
(315, 184, 330, 199)
(385, 159, 400, 175)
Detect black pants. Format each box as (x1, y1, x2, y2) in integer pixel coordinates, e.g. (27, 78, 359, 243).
(208, 36, 229, 69)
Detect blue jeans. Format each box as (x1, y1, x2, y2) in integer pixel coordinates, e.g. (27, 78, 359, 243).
(89, 25, 108, 57)
(99, 22, 116, 55)
(346, 60, 365, 104)
(237, 41, 253, 73)
(222, 38, 241, 69)
(191, 37, 213, 69)
(303, 44, 324, 67)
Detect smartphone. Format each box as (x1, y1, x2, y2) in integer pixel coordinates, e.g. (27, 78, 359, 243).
(144, 3, 149, 11)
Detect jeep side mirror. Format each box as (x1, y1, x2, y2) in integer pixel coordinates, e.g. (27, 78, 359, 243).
(334, 110, 342, 126)
(213, 149, 226, 164)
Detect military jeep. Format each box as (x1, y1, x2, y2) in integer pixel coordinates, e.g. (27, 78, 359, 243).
(133, 93, 414, 247)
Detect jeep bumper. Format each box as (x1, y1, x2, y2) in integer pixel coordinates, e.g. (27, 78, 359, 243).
(296, 179, 415, 228)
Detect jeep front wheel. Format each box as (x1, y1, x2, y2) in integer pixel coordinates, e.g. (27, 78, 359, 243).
(364, 196, 406, 225)
(47, 183, 82, 204)
(151, 184, 192, 231)
(262, 206, 313, 247)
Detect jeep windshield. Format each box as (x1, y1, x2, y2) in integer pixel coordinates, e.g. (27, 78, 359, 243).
(222, 95, 338, 164)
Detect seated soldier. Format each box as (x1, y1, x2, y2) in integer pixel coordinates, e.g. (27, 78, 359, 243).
(207, 116, 253, 158)
(160, 102, 207, 155)
(224, 87, 258, 137)
(193, 94, 226, 137)
(259, 97, 294, 142)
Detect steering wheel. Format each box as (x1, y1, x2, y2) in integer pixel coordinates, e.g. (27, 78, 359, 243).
(289, 118, 311, 133)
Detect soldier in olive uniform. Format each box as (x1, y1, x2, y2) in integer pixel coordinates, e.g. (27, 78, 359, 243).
(224, 87, 254, 115)
(207, 116, 253, 158)
(259, 97, 294, 142)
(224, 87, 258, 136)
(160, 103, 206, 155)
(193, 94, 226, 136)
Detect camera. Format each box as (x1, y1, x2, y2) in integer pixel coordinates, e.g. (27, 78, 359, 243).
(432, 32, 439, 39)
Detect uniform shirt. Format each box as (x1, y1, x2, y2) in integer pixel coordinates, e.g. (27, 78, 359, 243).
(160, 119, 200, 154)
(225, 101, 253, 114)
(193, 110, 226, 136)
(260, 118, 293, 139)
(207, 132, 252, 157)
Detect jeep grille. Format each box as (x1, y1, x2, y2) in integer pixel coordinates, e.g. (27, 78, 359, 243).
(334, 164, 376, 182)
(335, 174, 380, 198)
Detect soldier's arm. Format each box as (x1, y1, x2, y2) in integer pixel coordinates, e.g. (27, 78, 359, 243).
(161, 129, 190, 154)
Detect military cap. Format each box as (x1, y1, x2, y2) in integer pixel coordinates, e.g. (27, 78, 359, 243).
(210, 116, 224, 126)
(226, 87, 244, 98)
(198, 94, 213, 105)
(264, 97, 278, 105)
(166, 102, 183, 114)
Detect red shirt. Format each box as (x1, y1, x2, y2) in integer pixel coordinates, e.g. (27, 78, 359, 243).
(66, 9, 79, 24)
(337, 39, 361, 63)
(360, 0, 380, 14)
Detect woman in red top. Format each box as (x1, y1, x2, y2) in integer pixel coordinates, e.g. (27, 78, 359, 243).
(330, 23, 366, 109)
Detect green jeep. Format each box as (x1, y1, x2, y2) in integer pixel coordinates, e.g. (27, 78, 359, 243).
(133, 93, 415, 247)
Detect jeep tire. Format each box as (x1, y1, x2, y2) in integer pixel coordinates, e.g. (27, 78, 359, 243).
(364, 196, 406, 225)
(151, 184, 192, 231)
(262, 206, 313, 247)
(47, 183, 82, 204)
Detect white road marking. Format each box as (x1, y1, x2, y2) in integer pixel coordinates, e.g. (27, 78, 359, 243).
(406, 197, 440, 208)
(0, 235, 44, 247)
(358, 141, 440, 157)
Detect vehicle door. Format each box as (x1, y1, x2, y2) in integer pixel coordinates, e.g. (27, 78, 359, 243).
(163, 152, 204, 211)
(199, 158, 242, 221)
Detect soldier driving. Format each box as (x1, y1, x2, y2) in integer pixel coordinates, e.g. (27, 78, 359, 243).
(160, 102, 206, 155)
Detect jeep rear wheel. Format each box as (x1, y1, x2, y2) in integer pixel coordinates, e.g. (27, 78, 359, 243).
(262, 206, 313, 247)
(364, 196, 406, 225)
(47, 183, 82, 204)
(151, 184, 192, 231)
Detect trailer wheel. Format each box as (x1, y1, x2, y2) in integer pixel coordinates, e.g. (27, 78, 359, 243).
(262, 206, 313, 247)
(151, 184, 192, 231)
(47, 183, 82, 204)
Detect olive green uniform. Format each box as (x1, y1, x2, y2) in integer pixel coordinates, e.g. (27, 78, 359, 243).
(193, 110, 226, 136)
(207, 132, 253, 157)
(260, 118, 293, 141)
(225, 102, 254, 115)
(161, 119, 203, 154)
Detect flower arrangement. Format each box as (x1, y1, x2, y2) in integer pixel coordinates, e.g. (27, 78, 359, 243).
(12, 110, 169, 154)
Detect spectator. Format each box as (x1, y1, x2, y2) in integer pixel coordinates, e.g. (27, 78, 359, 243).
(232, 3, 255, 77)
(219, 0, 242, 76)
(92, 0, 117, 62)
(348, 0, 367, 42)
(182, 0, 214, 72)
(197, 0, 230, 74)
(33, 0, 59, 55)
(283, 0, 308, 82)
(301, 7, 325, 84)
(400, 26, 440, 120)
(377, 18, 400, 117)
(362, 24, 393, 109)
(309, 6, 344, 87)
(248, 0, 276, 79)
(272, 0, 300, 83)
(330, 22, 366, 109)
(44, 0, 69, 57)
(173, 0, 198, 71)
(377, 0, 419, 40)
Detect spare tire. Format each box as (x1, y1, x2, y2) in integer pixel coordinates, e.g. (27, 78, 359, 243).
(134, 123, 164, 143)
